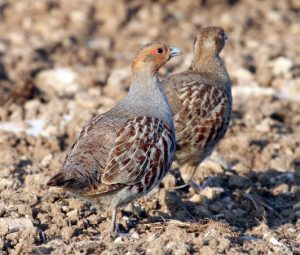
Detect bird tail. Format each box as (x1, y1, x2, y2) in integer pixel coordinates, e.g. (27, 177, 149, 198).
(46, 171, 68, 187)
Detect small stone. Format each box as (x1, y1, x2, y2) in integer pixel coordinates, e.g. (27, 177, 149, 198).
(288, 228, 296, 233)
(66, 209, 78, 220)
(24, 99, 41, 119)
(189, 194, 204, 203)
(0, 218, 35, 235)
(272, 57, 293, 76)
(61, 226, 74, 240)
(200, 187, 224, 200)
(35, 68, 79, 97)
(114, 236, 123, 244)
(0, 203, 6, 216)
(256, 118, 272, 133)
(24, 174, 47, 187)
(131, 231, 139, 239)
(86, 37, 111, 51)
(104, 68, 130, 100)
(199, 245, 216, 255)
(98, 96, 116, 108)
(68, 199, 84, 210)
(232, 162, 249, 175)
(163, 174, 176, 189)
(16, 204, 32, 216)
(272, 183, 289, 195)
(0, 222, 9, 235)
(0, 146, 18, 170)
(87, 214, 99, 225)
(217, 237, 230, 251)
(77, 220, 85, 229)
(269, 237, 283, 246)
(165, 241, 189, 255)
(269, 157, 289, 172)
(61, 206, 69, 212)
(95, 0, 127, 33)
(6, 232, 22, 245)
(293, 202, 300, 211)
(147, 233, 156, 242)
(41, 154, 53, 167)
(75, 91, 99, 109)
(0, 178, 14, 191)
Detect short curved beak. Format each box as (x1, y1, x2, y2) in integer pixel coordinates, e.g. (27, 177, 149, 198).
(169, 47, 182, 58)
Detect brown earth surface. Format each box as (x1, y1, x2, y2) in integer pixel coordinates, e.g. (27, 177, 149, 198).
(0, 0, 300, 254)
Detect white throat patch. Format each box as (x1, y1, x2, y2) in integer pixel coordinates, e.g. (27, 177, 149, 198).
(204, 40, 213, 49)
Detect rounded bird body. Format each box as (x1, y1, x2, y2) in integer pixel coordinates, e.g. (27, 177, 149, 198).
(161, 26, 232, 186)
(47, 42, 181, 235)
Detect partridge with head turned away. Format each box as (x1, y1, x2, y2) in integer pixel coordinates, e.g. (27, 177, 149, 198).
(47, 42, 182, 236)
(161, 26, 232, 190)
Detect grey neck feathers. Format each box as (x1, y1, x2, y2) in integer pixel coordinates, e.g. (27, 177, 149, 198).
(120, 69, 174, 129)
(190, 54, 231, 87)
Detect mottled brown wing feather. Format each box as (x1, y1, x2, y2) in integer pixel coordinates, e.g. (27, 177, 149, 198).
(83, 116, 175, 196)
(103, 116, 175, 185)
(174, 83, 231, 164)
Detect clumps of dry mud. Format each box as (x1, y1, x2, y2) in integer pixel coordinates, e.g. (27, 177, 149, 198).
(0, 0, 299, 254)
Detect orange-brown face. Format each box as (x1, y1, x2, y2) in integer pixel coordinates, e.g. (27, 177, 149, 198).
(194, 26, 227, 56)
(132, 42, 182, 75)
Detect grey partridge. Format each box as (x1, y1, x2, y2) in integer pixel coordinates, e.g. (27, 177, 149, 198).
(161, 26, 232, 190)
(47, 43, 182, 236)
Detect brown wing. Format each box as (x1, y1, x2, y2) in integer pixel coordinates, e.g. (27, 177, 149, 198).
(84, 116, 175, 196)
(174, 83, 231, 164)
(48, 113, 123, 195)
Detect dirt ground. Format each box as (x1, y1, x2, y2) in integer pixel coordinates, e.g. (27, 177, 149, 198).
(0, 0, 300, 254)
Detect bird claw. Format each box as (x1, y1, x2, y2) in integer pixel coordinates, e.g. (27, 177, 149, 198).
(189, 176, 214, 192)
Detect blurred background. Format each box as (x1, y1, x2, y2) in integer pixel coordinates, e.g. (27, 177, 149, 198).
(0, 0, 299, 254)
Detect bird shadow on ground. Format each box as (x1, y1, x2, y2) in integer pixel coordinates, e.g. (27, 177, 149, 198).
(156, 167, 300, 232)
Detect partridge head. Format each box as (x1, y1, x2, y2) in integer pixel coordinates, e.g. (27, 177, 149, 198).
(132, 43, 182, 74)
(193, 26, 227, 57)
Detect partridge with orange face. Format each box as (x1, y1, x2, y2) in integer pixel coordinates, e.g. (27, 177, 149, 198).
(162, 26, 232, 189)
(47, 43, 181, 236)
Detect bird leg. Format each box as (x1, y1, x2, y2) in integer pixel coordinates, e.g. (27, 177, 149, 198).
(110, 209, 118, 237)
(176, 154, 231, 192)
(130, 202, 135, 214)
(175, 164, 214, 192)
(189, 154, 232, 191)
(190, 176, 214, 191)
(185, 165, 214, 191)
(110, 208, 132, 238)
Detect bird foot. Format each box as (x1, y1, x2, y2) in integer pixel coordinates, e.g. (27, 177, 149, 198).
(110, 224, 129, 238)
(130, 203, 145, 219)
(189, 176, 214, 192)
(171, 176, 214, 191)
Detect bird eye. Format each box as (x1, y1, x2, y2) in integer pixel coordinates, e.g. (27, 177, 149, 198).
(157, 48, 164, 54)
